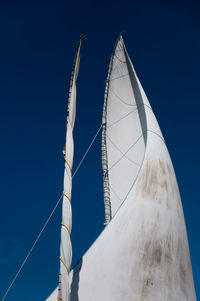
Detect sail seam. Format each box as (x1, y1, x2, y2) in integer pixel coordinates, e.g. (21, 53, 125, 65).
(109, 85, 138, 106)
(107, 104, 152, 129)
(106, 134, 141, 166)
(108, 133, 144, 172)
(110, 73, 129, 81)
(114, 53, 126, 63)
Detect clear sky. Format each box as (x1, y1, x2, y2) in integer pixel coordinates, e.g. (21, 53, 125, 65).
(0, 0, 199, 300)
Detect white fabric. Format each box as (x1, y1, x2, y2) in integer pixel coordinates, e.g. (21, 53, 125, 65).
(58, 40, 82, 301)
(105, 36, 146, 217)
(46, 36, 196, 301)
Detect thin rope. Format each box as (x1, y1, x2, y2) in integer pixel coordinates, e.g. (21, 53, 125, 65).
(72, 124, 102, 178)
(1, 193, 63, 301)
(1, 123, 102, 301)
(110, 73, 128, 81)
(109, 85, 137, 107)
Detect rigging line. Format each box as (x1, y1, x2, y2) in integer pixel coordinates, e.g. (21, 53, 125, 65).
(110, 73, 128, 81)
(114, 53, 126, 63)
(1, 193, 63, 301)
(107, 103, 152, 129)
(107, 108, 138, 129)
(109, 85, 137, 107)
(108, 133, 144, 172)
(1, 124, 102, 301)
(72, 123, 102, 179)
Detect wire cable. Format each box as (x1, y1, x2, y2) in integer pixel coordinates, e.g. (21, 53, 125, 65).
(72, 124, 102, 178)
(1, 193, 63, 301)
(1, 123, 102, 301)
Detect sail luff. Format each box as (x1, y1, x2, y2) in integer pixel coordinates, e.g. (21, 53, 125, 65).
(58, 36, 84, 301)
(103, 34, 146, 218)
(102, 35, 123, 225)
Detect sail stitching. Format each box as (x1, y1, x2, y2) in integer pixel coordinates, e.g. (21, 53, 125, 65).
(146, 129, 165, 142)
(108, 132, 144, 172)
(110, 73, 129, 81)
(114, 53, 126, 63)
(109, 128, 166, 221)
(108, 128, 165, 174)
(106, 134, 141, 166)
(107, 103, 152, 129)
(109, 85, 137, 106)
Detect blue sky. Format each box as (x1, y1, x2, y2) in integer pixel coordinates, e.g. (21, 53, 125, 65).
(0, 0, 199, 300)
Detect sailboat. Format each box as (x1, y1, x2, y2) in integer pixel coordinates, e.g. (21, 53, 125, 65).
(46, 34, 196, 301)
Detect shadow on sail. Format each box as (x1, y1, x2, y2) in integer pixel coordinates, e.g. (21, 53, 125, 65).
(46, 34, 196, 301)
(70, 258, 83, 301)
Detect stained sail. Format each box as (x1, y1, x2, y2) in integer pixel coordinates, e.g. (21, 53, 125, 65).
(47, 35, 196, 301)
(58, 35, 84, 301)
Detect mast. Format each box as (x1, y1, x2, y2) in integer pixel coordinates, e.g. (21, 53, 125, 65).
(58, 34, 85, 301)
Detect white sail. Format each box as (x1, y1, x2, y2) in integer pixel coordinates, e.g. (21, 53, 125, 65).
(47, 35, 196, 301)
(57, 36, 84, 301)
(102, 35, 147, 221)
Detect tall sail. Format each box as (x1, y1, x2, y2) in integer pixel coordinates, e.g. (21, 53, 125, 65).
(58, 35, 84, 301)
(47, 35, 196, 301)
(102, 35, 147, 223)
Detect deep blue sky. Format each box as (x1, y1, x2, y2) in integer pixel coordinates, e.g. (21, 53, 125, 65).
(0, 0, 199, 300)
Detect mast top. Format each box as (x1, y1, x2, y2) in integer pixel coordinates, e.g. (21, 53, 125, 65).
(80, 34, 86, 40)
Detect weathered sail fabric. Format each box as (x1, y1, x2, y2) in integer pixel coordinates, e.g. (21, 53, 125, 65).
(57, 38, 83, 301)
(46, 35, 196, 301)
(102, 35, 147, 221)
